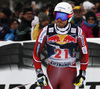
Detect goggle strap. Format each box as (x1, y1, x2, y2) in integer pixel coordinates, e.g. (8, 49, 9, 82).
(68, 13, 73, 18)
(53, 12, 55, 16)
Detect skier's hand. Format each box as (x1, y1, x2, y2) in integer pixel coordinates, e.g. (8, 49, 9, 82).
(36, 68, 48, 86)
(37, 74, 48, 86)
(73, 70, 86, 87)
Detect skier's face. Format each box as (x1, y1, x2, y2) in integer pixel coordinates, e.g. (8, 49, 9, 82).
(55, 18, 68, 28)
(54, 12, 68, 28)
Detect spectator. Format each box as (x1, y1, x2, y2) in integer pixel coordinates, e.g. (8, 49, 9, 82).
(31, 1, 40, 16)
(11, 2, 24, 19)
(45, 3, 54, 15)
(32, 12, 49, 40)
(71, 6, 85, 27)
(80, 3, 87, 16)
(16, 7, 33, 41)
(4, 18, 19, 41)
(95, 2, 100, 13)
(67, 0, 75, 9)
(31, 15, 39, 27)
(0, 24, 10, 40)
(31, 1, 41, 16)
(39, 3, 54, 16)
(48, 7, 55, 24)
(31, 1, 36, 13)
(83, 1, 97, 14)
(81, 11, 100, 38)
(31, 15, 39, 40)
(0, 7, 12, 40)
(0, 7, 12, 26)
(18, 10, 23, 23)
(96, 13, 100, 28)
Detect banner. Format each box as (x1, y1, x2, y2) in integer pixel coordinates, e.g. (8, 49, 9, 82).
(0, 38, 100, 89)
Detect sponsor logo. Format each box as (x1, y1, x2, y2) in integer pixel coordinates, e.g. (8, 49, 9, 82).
(38, 38, 43, 43)
(63, 35, 77, 43)
(49, 28, 54, 33)
(50, 60, 71, 67)
(47, 34, 77, 44)
(57, 6, 66, 11)
(47, 35, 60, 42)
(82, 46, 87, 54)
(71, 28, 76, 33)
(36, 43, 41, 56)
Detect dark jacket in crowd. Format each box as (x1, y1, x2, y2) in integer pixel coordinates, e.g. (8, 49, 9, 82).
(16, 17, 32, 41)
(0, 18, 11, 27)
(0, 24, 10, 40)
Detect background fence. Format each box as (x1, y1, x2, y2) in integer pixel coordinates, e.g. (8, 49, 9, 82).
(0, 39, 100, 70)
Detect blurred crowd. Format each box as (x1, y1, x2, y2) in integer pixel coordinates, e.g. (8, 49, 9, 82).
(0, 0, 100, 41)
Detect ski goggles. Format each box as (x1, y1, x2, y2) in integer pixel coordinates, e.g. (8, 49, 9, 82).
(54, 12, 68, 21)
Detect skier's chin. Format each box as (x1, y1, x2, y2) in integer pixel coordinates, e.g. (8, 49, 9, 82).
(57, 23, 65, 28)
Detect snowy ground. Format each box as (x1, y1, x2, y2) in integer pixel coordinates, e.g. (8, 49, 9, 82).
(0, 64, 100, 89)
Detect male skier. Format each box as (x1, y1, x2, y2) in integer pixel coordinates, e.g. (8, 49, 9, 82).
(33, 2, 88, 89)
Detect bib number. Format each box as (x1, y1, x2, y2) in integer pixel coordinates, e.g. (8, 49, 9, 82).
(54, 49, 68, 59)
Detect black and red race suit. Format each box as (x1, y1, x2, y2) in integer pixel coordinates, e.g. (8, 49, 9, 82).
(33, 23, 88, 89)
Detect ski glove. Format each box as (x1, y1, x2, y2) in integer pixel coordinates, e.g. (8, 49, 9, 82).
(36, 68, 48, 86)
(73, 70, 86, 88)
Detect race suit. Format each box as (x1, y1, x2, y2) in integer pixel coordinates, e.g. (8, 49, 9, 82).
(33, 23, 88, 89)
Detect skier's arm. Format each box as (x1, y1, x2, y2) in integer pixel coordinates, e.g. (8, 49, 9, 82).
(73, 27, 88, 87)
(33, 26, 47, 69)
(77, 27, 88, 71)
(33, 26, 48, 86)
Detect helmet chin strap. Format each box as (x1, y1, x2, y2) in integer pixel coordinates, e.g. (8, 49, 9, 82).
(54, 23, 71, 35)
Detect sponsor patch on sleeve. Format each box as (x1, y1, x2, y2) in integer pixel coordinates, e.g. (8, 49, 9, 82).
(38, 38, 43, 43)
(71, 28, 76, 33)
(82, 46, 87, 54)
(49, 28, 54, 33)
